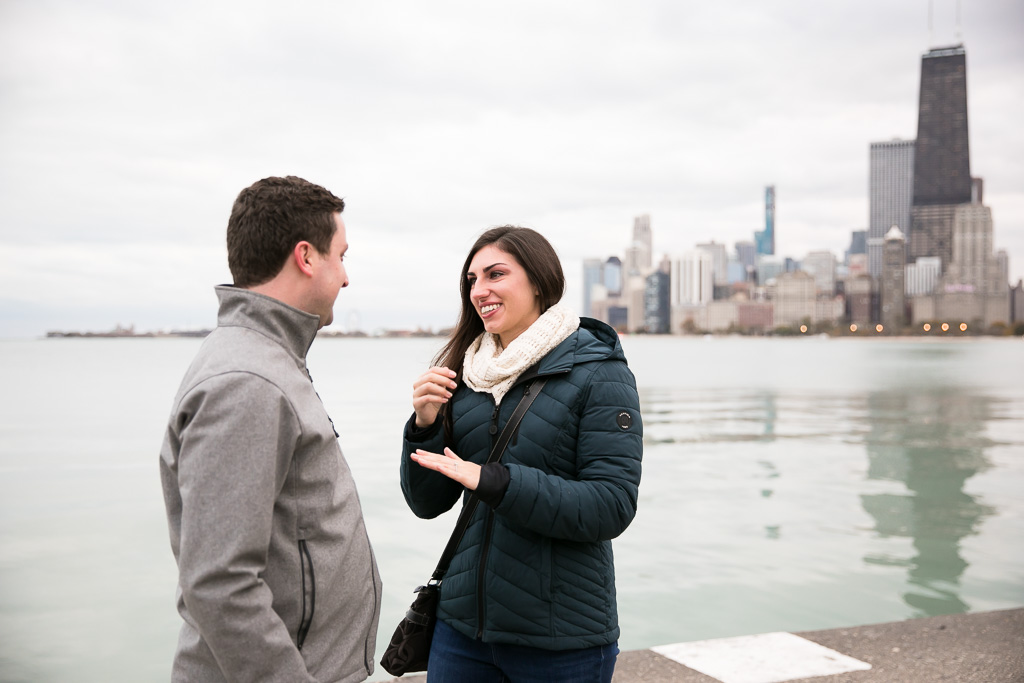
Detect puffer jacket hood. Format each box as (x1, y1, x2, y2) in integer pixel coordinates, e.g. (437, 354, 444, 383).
(536, 317, 626, 375)
(400, 316, 642, 651)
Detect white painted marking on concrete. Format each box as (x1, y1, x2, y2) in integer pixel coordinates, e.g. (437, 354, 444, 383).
(651, 631, 871, 683)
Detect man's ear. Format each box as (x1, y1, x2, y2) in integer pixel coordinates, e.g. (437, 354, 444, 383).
(293, 242, 315, 277)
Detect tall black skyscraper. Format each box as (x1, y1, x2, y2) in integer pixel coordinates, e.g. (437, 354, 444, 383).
(913, 46, 971, 205)
(909, 45, 971, 270)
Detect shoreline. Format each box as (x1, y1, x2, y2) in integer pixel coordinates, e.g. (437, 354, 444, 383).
(5, 332, 1022, 342)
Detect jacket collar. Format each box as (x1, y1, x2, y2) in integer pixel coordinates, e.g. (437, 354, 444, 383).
(214, 285, 321, 363)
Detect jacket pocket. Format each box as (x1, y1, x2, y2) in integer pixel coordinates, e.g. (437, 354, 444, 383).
(297, 540, 316, 650)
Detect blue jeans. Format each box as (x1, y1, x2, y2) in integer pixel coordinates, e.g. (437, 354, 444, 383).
(427, 619, 618, 683)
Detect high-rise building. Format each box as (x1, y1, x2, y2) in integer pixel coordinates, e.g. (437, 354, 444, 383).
(770, 271, 815, 328)
(996, 249, 1009, 292)
(896, 43, 1013, 329)
(909, 45, 972, 270)
(582, 258, 604, 318)
(607, 306, 628, 330)
(848, 230, 867, 262)
(643, 270, 671, 334)
(948, 204, 995, 291)
(1011, 280, 1024, 324)
(910, 205, 956, 272)
(881, 226, 907, 330)
(625, 274, 647, 333)
(846, 230, 869, 277)
(625, 214, 653, 274)
(673, 251, 714, 306)
(869, 139, 915, 277)
(756, 255, 785, 286)
(911, 202, 1011, 328)
(846, 275, 873, 326)
(913, 47, 972, 206)
(802, 250, 837, 296)
(634, 214, 652, 249)
(941, 204, 1008, 324)
(905, 257, 941, 297)
(735, 241, 756, 269)
(755, 185, 775, 255)
(726, 258, 747, 284)
(695, 241, 729, 291)
(848, 254, 869, 277)
(604, 256, 622, 297)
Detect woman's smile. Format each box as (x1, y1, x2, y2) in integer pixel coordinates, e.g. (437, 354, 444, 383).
(480, 302, 502, 317)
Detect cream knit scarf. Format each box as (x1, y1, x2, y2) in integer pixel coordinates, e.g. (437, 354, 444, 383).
(463, 304, 580, 405)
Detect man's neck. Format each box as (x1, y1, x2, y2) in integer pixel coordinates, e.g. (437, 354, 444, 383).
(249, 278, 300, 311)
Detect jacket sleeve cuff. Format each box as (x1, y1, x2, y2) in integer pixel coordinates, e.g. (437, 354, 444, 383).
(404, 412, 442, 443)
(475, 463, 511, 509)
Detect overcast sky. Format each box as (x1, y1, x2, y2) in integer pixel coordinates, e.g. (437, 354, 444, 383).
(2, 0, 1022, 338)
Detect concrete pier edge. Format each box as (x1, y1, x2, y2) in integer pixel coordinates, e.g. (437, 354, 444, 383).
(383, 608, 1024, 682)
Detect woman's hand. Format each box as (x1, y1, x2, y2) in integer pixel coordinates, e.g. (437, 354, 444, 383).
(412, 366, 458, 428)
(411, 447, 480, 491)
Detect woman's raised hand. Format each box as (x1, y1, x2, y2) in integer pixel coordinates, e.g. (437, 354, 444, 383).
(411, 447, 480, 490)
(412, 366, 458, 428)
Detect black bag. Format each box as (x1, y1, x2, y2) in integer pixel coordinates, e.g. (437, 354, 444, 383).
(379, 583, 438, 675)
(379, 377, 548, 677)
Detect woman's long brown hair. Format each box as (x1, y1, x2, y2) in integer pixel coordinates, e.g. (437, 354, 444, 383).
(435, 225, 566, 442)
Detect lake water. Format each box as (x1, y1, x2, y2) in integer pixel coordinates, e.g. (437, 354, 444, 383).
(0, 336, 1022, 682)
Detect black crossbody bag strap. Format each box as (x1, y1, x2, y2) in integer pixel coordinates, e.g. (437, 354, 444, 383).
(427, 376, 549, 584)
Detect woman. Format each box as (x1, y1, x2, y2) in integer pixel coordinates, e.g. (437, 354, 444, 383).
(400, 226, 643, 682)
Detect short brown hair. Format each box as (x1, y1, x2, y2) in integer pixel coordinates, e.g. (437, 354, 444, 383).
(227, 176, 346, 288)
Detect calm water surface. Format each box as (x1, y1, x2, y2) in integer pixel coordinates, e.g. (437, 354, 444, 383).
(0, 336, 1021, 682)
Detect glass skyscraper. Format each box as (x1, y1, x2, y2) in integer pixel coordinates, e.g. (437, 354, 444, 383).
(869, 139, 915, 278)
(755, 185, 775, 256)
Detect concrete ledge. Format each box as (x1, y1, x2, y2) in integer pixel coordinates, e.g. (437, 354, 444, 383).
(383, 608, 1024, 682)
(793, 608, 1024, 683)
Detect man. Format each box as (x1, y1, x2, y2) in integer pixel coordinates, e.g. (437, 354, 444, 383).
(159, 176, 382, 682)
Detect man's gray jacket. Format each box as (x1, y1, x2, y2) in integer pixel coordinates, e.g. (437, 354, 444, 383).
(160, 286, 382, 683)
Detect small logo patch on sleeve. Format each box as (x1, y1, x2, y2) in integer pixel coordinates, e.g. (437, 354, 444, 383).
(616, 411, 632, 430)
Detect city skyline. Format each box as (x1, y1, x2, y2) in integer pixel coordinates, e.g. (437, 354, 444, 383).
(2, 1, 1022, 338)
(584, 40, 1015, 334)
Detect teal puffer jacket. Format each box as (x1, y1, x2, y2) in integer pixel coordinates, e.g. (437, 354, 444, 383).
(400, 317, 643, 650)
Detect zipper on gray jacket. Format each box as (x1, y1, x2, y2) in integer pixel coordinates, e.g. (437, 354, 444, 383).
(364, 535, 378, 672)
(305, 369, 339, 438)
(297, 540, 316, 650)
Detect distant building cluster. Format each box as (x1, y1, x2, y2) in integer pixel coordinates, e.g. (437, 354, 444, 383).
(583, 44, 1020, 335)
(45, 324, 212, 338)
